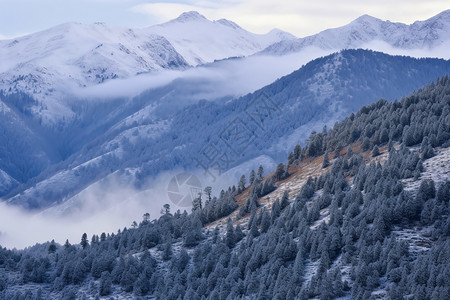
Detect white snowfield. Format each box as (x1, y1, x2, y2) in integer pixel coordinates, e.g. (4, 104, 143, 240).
(0, 169, 17, 194)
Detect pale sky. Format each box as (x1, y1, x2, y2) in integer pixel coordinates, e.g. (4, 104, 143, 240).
(0, 0, 448, 39)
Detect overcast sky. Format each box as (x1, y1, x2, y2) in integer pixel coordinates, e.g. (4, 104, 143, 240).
(0, 0, 448, 39)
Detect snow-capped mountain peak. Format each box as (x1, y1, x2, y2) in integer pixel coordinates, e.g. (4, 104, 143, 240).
(169, 11, 208, 23)
(0, 21, 190, 122)
(351, 14, 382, 25)
(0, 12, 295, 123)
(147, 12, 296, 66)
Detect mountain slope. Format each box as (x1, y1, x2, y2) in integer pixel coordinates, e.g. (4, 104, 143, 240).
(261, 9, 450, 56)
(4, 50, 450, 210)
(0, 22, 191, 125)
(0, 77, 448, 299)
(0, 92, 59, 183)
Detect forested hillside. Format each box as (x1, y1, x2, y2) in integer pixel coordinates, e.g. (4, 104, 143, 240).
(0, 76, 449, 300)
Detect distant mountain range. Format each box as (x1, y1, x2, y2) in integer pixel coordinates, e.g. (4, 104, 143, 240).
(1, 10, 450, 214)
(2, 10, 450, 116)
(0, 11, 295, 113)
(260, 9, 450, 55)
(3, 49, 450, 212)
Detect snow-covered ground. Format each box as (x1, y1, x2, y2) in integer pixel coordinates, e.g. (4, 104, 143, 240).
(0, 168, 17, 194)
(392, 226, 434, 254)
(402, 146, 450, 193)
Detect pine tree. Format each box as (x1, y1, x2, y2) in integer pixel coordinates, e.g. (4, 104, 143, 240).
(225, 219, 236, 248)
(257, 165, 264, 180)
(250, 217, 260, 237)
(388, 140, 395, 152)
(322, 150, 330, 168)
(293, 144, 302, 161)
(275, 163, 285, 181)
(260, 210, 271, 233)
(238, 175, 246, 193)
(420, 137, 435, 159)
(362, 137, 371, 151)
(372, 145, 380, 157)
(284, 162, 290, 179)
(142, 213, 151, 224)
(161, 204, 171, 215)
(233, 225, 244, 244)
(192, 194, 202, 212)
(99, 272, 112, 296)
(80, 233, 89, 249)
(271, 199, 281, 223)
(162, 242, 172, 261)
(204, 186, 212, 204)
(0, 269, 7, 292)
(63, 239, 71, 251)
(48, 240, 57, 254)
(249, 170, 256, 185)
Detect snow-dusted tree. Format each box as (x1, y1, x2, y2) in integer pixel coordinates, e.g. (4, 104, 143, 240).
(274, 163, 285, 181)
(249, 170, 256, 185)
(204, 186, 212, 204)
(257, 165, 264, 181)
(48, 240, 57, 254)
(238, 175, 246, 193)
(372, 145, 380, 157)
(99, 271, 112, 296)
(161, 204, 171, 215)
(80, 233, 89, 249)
(225, 219, 236, 248)
(322, 150, 330, 168)
(192, 194, 202, 212)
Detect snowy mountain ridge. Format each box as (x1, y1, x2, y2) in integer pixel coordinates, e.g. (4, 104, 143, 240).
(0, 12, 295, 105)
(147, 11, 297, 66)
(4, 50, 450, 213)
(261, 9, 450, 55)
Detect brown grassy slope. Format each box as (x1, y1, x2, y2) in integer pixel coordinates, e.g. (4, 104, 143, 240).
(207, 142, 391, 230)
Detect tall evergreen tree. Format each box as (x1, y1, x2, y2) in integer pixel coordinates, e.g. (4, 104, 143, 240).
(80, 233, 89, 249)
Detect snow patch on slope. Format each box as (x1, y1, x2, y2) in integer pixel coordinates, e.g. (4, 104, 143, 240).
(402, 146, 450, 193)
(0, 169, 18, 195)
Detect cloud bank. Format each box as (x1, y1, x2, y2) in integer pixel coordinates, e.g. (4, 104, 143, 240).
(75, 47, 334, 101)
(0, 167, 239, 249)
